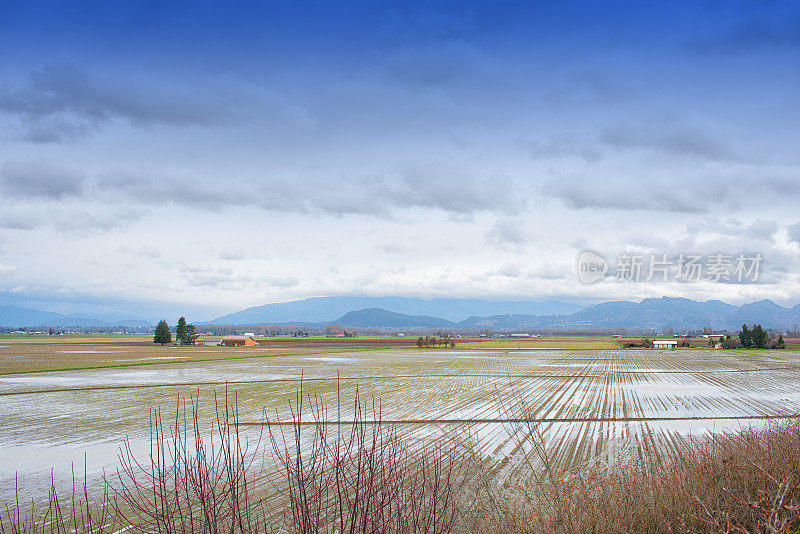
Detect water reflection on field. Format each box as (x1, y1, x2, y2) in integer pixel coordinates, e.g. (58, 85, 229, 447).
(2, 347, 800, 503)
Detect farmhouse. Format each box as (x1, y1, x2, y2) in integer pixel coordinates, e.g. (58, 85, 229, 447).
(653, 339, 678, 349)
(221, 335, 257, 346)
(702, 334, 726, 340)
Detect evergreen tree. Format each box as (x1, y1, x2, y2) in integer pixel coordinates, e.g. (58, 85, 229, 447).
(739, 324, 751, 348)
(751, 324, 768, 348)
(153, 319, 172, 345)
(186, 324, 197, 345)
(777, 334, 785, 349)
(176, 317, 188, 344)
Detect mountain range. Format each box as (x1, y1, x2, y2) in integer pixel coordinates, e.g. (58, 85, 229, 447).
(5, 297, 800, 332)
(333, 308, 456, 328)
(327, 297, 800, 332)
(206, 297, 584, 324)
(0, 306, 152, 328)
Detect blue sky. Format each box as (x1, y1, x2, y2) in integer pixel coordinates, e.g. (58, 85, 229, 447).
(1, 1, 799, 321)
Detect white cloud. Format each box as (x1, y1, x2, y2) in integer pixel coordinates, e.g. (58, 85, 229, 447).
(485, 217, 530, 249)
(0, 264, 15, 278)
(119, 245, 162, 259)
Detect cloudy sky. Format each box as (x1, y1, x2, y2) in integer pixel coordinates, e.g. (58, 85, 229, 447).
(1, 1, 799, 321)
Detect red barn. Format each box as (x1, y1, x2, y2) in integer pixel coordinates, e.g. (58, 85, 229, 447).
(221, 336, 257, 346)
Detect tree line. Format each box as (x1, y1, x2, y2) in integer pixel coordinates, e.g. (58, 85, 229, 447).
(739, 324, 784, 349)
(416, 335, 455, 348)
(153, 316, 197, 345)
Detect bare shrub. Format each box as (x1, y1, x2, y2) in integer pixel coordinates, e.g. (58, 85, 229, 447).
(266, 381, 460, 533)
(1, 386, 462, 533)
(109, 391, 267, 533)
(722, 338, 741, 349)
(1, 468, 111, 534)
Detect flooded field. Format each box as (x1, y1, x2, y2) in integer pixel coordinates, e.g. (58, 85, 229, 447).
(2, 343, 800, 504)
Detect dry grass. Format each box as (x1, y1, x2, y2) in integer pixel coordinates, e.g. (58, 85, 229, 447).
(479, 419, 800, 533)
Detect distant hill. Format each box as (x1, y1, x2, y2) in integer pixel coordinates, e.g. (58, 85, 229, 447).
(219, 297, 800, 331)
(206, 296, 800, 331)
(334, 308, 455, 328)
(0, 306, 63, 327)
(560, 297, 800, 331)
(459, 297, 800, 331)
(42, 317, 110, 328)
(41, 317, 151, 328)
(0, 306, 153, 328)
(4, 297, 798, 331)
(206, 297, 585, 324)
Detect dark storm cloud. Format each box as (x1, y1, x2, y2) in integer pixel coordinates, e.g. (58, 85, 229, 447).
(547, 179, 708, 214)
(96, 172, 223, 210)
(544, 157, 800, 216)
(376, 169, 524, 215)
(600, 121, 736, 162)
(518, 134, 604, 164)
(521, 115, 742, 167)
(744, 220, 779, 241)
(0, 161, 147, 232)
(788, 222, 800, 245)
(50, 207, 146, 233)
(0, 160, 86, 199)
(96, 166, 524, 218)
(17, 117, 96, 144)
(265, 169, 525, 217)
(0, 64, 231, 142)
(485, 217, 530, 249)
(0, 210, 41, 230)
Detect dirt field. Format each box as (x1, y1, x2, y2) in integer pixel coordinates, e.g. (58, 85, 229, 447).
(458, 337, 620, 349)
(2, 340, 800, 506)
(0, 338, 405, 374)
(0, 335, 510, 374)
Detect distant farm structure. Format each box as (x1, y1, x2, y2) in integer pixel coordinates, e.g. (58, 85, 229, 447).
(653, 339, 678, 349)
(220, 335, 257, 347)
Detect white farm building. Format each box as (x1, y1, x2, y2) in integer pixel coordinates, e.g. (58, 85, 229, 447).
(653, 339, 678, 349)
